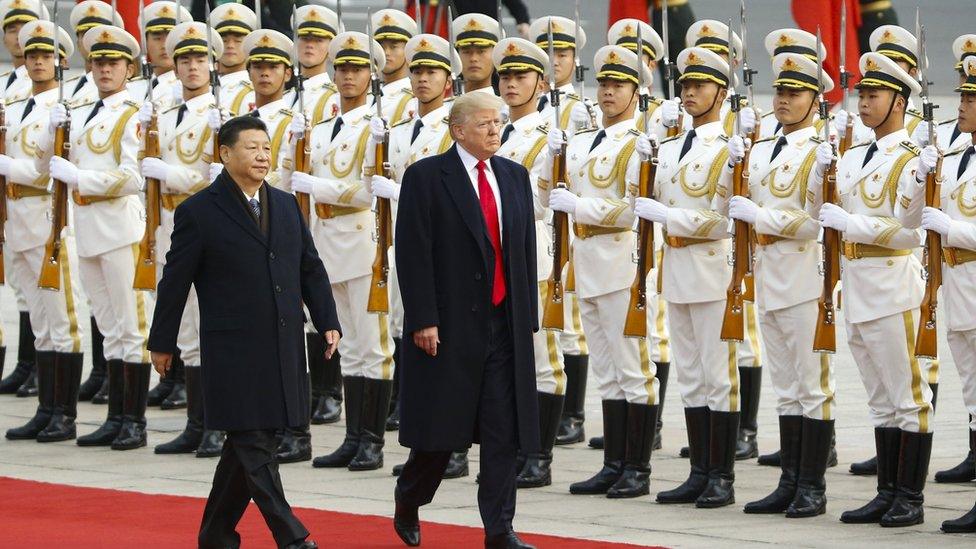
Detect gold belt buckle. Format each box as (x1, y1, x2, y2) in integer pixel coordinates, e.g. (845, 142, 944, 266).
(944, 247, 959, 267)
(842, 241, 860, 260)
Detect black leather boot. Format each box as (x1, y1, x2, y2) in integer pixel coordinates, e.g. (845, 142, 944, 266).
(736, 366, 761, 460)
(570, 400, 626, 494)
(881, 430, 933, 527)
(155, 366, 204, 454)
(840, 427, 900, 523)
(588, 436, 604, 449)
(78, 360, 125, 445)
(443, 450, 469, 478)
(349, 378, 394, 471)
(653, 362, 669, 451)
(78, 317, 105, 401)
(386, 338, 401, 431)
(517, 392, 564, 488)
(37, 352, 84, 442)
(5, 350, 55, 439)
(13, 311, 38, 397)
(147, 352, 177, 407)
(313, 376, 364, 467)
(276, 426, 312, 463)
(0, 352, 30, 394)
(111, 362, 150, 450)
(942, 500, 976, 533)
(607, 402, 657, 498)
(757, 450, 781, 467)
(90, 320, 109, 404)
(160, 356, 187, 410)
(311, 347, 342, 425)
(657, 407, 710, 503)
(744, 415, 801, 513)
(555, 354, 588, 445)
(935, 427, 975, 483)
(696, 411, 739, 508)
(850, 455, 877, 475)
(787, 417, 834, 518)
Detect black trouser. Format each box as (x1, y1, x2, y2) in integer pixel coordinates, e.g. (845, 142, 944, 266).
(199, 429, 308, 548)
(396, 304, 518, 537)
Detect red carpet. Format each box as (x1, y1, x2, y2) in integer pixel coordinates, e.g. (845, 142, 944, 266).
(0, 476, 662, 548)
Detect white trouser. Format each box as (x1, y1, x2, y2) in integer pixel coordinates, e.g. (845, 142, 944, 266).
(669, 299, 739, 412)
(389, 246, 403, 340)
(558, 290, 588, 357)
(4, 245, 28, 313)
(847, 309, 934, 433)
(78, 243, 153, 363)
(760, 299, 835, 419)
(156, 261, 200, 366)
(536, 281, 565, 395)
(736, 300, 762, 368)
(947, 328, 976, 430)
(331, 273, 394, 380)
(578, 288, 659, 404)
(8, 240, 84, 353)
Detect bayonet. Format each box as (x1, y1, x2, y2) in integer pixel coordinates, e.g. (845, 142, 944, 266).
(139, 0, 153, 102)
(637, 23, 650, 136)
(414, 0, 423, 33)
(739, 0, 756, 108)
(661, 0, 673, 98)
(208, 1, 220, 109)
(53, 0, 62, 103)
(255, 0, 262, 30)
(496, 0, 504, 40)
(547, 18, 559, 130)
(292, 5, 304, 116)
(573, 0, 592, 130)
(335, 0, 342, 34)
(447, 5, 462, 95)
(839, 0, 849, 112)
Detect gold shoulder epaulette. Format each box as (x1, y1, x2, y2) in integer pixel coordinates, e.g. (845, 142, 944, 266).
(162, 104, 182, 115)
(70, 99, 96, 110)
(123, 100, 140, 109)
(391, 117, 413, 128)
(650, 97, 663, 106)
(848, 142, 870, 150)
(535, 123, 550, 135)
(4, 96, 27, 107)
(811, 136, 823, 143)
(128, 75, 147, 83)
(574, 127, 598, 135)
(753, 136, 777, 144)
(900, 140, 921, 155)
(314, 114, 337, 127)
(717, 134, 729, 142)
(279, 108, 294, 117)
(566, 93, 581, 101)
(660, 134, 683, 144)
(906, 108, 922, 119)
(627, 129, 641, 136)
(944, 148, 965, 157)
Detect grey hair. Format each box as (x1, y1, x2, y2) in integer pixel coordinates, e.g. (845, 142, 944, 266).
(448, 92, 504, 126)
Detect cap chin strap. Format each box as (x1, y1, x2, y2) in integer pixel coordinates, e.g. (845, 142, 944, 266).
(869, 92, 899, 130)
(511, 73, 543, 110)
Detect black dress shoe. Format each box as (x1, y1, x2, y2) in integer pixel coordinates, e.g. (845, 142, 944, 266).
(311, 394, 342, 425)
(16, 369, 37, 397)
(849, 455, 878, 476)
(757, 449, 781, 467)
(942, 501, 976, 533)
(485, 531, 535, 549)
(276, 428, 312, 463)
(393, 502, 420, 546)
(392, 462, 404, 476)
(588, 436, 603, 449)
(934, 430, 976, 483)
(443, 450, 469, 478)
(196, 430, 225, 457)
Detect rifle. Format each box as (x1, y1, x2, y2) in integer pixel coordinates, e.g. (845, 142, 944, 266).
(414, 0, 423, 33)
(366, 11, 392, 314)
(542, 18, 569, 331)
(624, 26, 657, 339)
(448, 5, 463, 96)
(573, 1, 594, 131)
(813, 27, 841, 354)
(837, 0, 853, 156)
(254, 0, 262, 30)
(39, 0, 68, 291)
(738, 0, 757, 302)
(291, 6, 310, 223)
(209, 2, 221, 161)
(661, 0, 683, 137)
(133, 0, 160, 290)
(495, 0, 504, 40)
(0, 99, 7, 284)
(915, 16, 941, 359)
(720, 19, 748, 343)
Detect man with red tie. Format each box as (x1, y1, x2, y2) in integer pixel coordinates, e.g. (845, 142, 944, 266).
(391, 92, 540, 549)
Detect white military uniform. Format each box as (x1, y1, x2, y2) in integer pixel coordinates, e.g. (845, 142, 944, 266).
(129, 70, 181, 111)
(67, 72, 99, 106)
(287, 71, 338, 126)
(219, 70, 255, 116)
(377, 77, 415, 125)
(250, 97, 294, 189)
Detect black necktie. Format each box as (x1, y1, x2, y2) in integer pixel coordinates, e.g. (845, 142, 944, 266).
(678, 129, 697, 161)
(5, 71, 16, 91)
(84, 99, 104, 125)
(536, 95, 548, 112)
(589, 129, 606, 153)
(176, 104, 188, 127)
(951, 124, 962, 147)
(770, 136, 787, 161)
(72, 74, 87, 96)
(20, 97, 34, 122)
(411, 119, 423, 144)
(958, 146, 975, 179)
(501, 123, 514, 145)
(151, 76, 159, 90)
(861, 142, 878, 168)
(330, 116, 344, 140)
(774, 121, 783, 135)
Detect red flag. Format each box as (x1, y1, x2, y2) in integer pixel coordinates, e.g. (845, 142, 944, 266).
(609, 0, 651, 25)
(791, 0, 862, 105)
(404, 1, 450, 39)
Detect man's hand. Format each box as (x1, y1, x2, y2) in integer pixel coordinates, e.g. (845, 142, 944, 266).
(414, 326, 439, 357)
(323, 330, 340, 360)
(151, 351, 173, 377)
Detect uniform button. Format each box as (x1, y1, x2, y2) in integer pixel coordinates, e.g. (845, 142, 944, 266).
(798, 246, 805, 252)
(708, 250, 716, 256)
(279, 318, 286, 327)
(275, 285, 282, 293)
(887, 260, 894, 266)
(475, 273, 482, 280)
(269, 251, 276, 259)
(471, 305, 479, 312)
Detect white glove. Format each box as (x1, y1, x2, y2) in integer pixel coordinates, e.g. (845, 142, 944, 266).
(818, 203, 850, 232)
(547, 128, 566, 154)
(739, 107, 758, 136)
(0, 154, 12, 178)
(921, 207, 952, 235)
(727, 135, 748, 164)
(549, 187, 578, 214)
(570, 101, 591, 129)
(728, 195, 760, 224)
(207, 108, 224, 132)
(137, 101, 156, 125)
(499, 103, 510, 125)
(634, 197, 669, 224)
(48, 103, 68, 134)
(636, 133, 657, 158)
(661, 98, 681, 128)
(815, 141, 836, 174)
(368, 116, 386, 143)
(50, 156, 79, 188)
(912, 120, 934, 148)
(209, 162, 223, 182)
(288, 112, 306, 142)
(141, 157, 169, 182)
(371, 174, 400, 201)
(916, 145, 939, 181)
(290, 171, 317, 195)
(833, 110, 851, 137)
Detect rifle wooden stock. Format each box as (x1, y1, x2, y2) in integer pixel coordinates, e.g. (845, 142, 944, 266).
(624, 155, 656, 338)
(741, 126, 759, 303)
(915, 157, 943, 359)
(838, 118, 853, 157)
(720, 160, 749, 342)
(366, 139, 392, 314)
(294, 130, 311, 224)
(133, 112, 160, 290)
(542, 147, 570, 330)
(666, 112, 683, 138)
(0, 103, 7, 284)
(39, 124, 69, 291)
(813, 159, 842, 353)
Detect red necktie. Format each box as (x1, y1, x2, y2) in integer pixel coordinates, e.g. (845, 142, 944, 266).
(476, 160, 506, 305)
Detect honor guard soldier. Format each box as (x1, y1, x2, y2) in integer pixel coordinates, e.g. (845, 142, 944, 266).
(131, 2, 191, 111)
(370, 9, 417, 124)
(452, 13, 500, 96)
(759, 30, 830, 139)
(490, 36, 566, 489)
(67, 1, 124, 108)
(914, 35, 976, 155)
(609, 19, 667, 138)
(144, 21, 226, 458)
(857, 0, 900, 54)
(0, 0, 47, 398)
(928, 57, 976, 534)
(39, 25, 153, 451)
(530, 16, 589, 131)
(211, 3, 256, 116)
(3, 20, 86, 443)
(812, 52, 932, 527)
(287, 32, 397, 472)
(635, 47, 739, 508)
(726, 53, 836, 518)
(545, 45, 661, 499)
(291, 5, 341, 126)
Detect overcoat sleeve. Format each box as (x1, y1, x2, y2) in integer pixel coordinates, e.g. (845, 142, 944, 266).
(147, 202, 202, 353)
(296, 197, 342, 336)
(395, 162, 439, 335)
